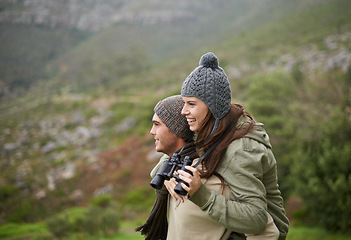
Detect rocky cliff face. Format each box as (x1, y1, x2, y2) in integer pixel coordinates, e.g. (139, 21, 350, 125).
(0, 0, 218, 31)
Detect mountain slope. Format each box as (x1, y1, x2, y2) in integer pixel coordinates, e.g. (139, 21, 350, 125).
(0, 0, 275, 100)
(0, 0, 350, 225)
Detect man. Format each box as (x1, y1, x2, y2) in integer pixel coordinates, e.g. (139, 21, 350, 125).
(136, 95, 196, 240)
(150, 95, 193, 156)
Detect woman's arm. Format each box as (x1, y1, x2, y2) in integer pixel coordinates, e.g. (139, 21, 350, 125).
(178, 138, 268, 234)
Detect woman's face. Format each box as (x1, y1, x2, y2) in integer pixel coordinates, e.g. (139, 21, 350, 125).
(182, 96, 209, 132)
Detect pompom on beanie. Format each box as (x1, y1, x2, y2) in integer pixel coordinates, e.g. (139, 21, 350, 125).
(154, 95, 194, 142)
(181, 52, 232, 120)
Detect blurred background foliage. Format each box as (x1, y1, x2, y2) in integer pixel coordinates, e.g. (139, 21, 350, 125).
(0, 0, 351, 239)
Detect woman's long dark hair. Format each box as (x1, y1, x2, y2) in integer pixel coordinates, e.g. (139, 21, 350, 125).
(196, 103, 255, 179)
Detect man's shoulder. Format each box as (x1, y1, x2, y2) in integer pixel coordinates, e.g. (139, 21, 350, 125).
(150, 154, 169, 178)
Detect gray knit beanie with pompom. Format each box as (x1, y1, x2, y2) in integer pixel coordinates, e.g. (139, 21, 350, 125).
(181, 52, 232, 120)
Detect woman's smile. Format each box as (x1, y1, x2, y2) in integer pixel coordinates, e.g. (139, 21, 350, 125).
(182, 96, 209, 132)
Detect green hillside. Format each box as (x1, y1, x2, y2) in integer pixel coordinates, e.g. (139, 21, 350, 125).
(0, 0, 263, 100)
(0, 24, 90, 97)
(0, 0, 351, 238)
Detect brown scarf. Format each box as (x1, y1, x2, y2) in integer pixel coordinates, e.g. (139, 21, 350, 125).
(135, 142, 197, 240)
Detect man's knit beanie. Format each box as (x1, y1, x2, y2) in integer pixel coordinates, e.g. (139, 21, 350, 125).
(181, 52, 232, 120)
(154, 95, 194, 142)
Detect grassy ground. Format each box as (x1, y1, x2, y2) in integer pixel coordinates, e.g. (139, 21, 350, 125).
(286, 226, 351, 240)
(1, 221, 350, 240)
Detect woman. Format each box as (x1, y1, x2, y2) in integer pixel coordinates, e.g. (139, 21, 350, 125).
(164, 52, 289, 240)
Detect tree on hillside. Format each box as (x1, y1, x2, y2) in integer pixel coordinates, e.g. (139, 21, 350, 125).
(244, 67, 351, 233)
(245, 70, 298, 197)
(290, 68, 351, 233)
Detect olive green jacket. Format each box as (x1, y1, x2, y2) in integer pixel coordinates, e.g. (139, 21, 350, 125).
(189, 119, 289, 240)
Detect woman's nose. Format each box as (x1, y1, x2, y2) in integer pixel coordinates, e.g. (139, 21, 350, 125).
(181, 106, 188, 115)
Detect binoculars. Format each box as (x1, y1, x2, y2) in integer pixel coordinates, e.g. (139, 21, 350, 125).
(150, 153, 193, 196)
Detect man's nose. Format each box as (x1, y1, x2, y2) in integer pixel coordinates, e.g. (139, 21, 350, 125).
(150, 126, 155, 135)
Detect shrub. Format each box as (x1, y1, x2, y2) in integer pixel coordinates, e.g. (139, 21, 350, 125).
(8, 199, 33, 223)
(290, 70, 351, 233)
(100, 209, 121, 236)
(292, 139, 351, 233)
(90, 194, 112, 208)
(0, 185, 18, 201)
(122, 187, 154, 212)
(46, 205, 121, 238)
(80, 206, 99, 235)
(46, 215, 71, 239)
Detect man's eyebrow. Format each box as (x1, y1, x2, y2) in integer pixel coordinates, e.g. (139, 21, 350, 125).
(152, 120, 160, 124)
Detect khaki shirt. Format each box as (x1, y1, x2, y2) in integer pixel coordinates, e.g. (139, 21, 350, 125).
(167, 174, 232, 240)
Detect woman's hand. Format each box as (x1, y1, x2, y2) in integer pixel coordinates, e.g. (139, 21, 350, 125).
(178, 166, 202, 196)
(164, 178, 186, 203)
